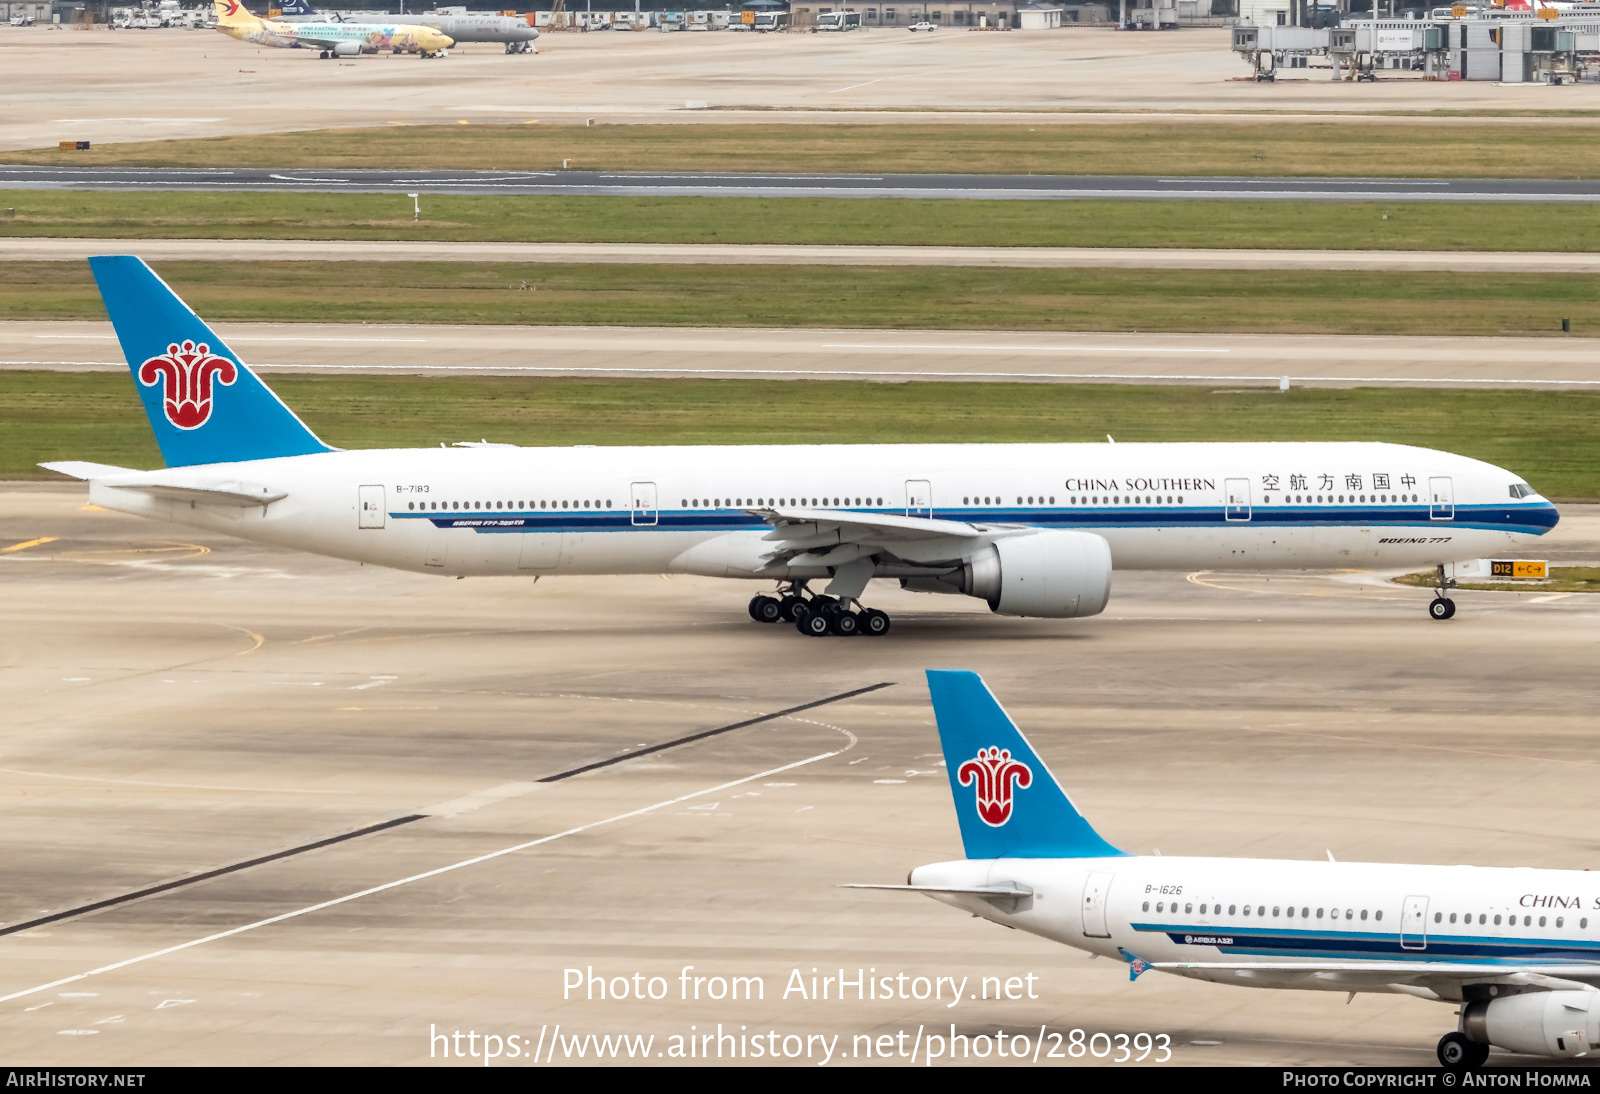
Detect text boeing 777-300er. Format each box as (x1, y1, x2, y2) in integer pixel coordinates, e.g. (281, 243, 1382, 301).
(47, 257, 1559, 636)
(854, 671, 1600, 1067)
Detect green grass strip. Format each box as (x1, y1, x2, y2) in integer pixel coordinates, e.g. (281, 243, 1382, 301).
(11, 122, 1600, 178)
(3, 260, 1595, 336)
(5, 192, 1600, 252)
(8, 372, 1596, 499)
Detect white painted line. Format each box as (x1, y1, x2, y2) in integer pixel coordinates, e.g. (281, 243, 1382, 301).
(823, 343, 1231, 354)
(0, 748, 845, 1004)
(32, 335, 116, 340)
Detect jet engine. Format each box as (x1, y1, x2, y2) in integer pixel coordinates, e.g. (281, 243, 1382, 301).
(331, 39, 361, 56)
(1464, 991, 1600, 1059)
(904, 530, 1112, 618)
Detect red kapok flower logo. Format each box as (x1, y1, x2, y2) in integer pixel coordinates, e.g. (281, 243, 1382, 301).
(958, 746, 1032, 827)
(137, 340, 237, 430)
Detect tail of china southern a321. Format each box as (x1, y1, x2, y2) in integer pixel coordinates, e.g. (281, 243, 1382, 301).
(88, 255, 332, 468)
(925, 670, 1125, 861)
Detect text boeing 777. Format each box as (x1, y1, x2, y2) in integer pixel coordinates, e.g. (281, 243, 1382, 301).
(853, 671, 1600, 1067)
(45, 257, 1558, 635)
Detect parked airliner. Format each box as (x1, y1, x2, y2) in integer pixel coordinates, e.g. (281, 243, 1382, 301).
(852, 671, 1600, 1067)
(46, 257, 1558, 636)
(212, 0, 453, 58)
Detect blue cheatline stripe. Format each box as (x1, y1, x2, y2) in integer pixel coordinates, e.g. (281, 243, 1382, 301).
(1132, 920, 1600, 963)
(387, 502, 1554, 537)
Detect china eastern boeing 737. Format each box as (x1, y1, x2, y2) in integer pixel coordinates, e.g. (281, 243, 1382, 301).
(45, 257, 1558, 635)
(853, 671, 1600, 1067)
(212, 0, 453, 58)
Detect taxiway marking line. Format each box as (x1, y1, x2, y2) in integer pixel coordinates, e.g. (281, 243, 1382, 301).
(0, 749, 847, 1005)
(0, 815, 428, 941)
(538, 680, 892, 782)
(1, 537, 56, 553)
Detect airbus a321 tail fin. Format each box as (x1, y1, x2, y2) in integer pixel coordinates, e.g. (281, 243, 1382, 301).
(88, 255, 332, 468)
(925, 670, 1125, 860)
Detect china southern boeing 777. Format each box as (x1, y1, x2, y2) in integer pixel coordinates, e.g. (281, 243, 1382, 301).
(45, 257, 1559, 635)
(853, 672, 1600, 1067)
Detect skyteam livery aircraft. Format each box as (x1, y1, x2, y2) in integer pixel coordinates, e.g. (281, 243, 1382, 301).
(46, 257, 1558, 636)
(212, 0, 453, 58)
(853, 671, 1600, 1067)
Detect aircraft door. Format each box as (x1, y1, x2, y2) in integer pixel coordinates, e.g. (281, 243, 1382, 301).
(1080, 871, 1114, 938)
(1224, 478, 1252, 522)
(1429, 476, 1454, 521)
(906, 480, 932, 519)
(1400, 894, 1429, 950)
(518, 534, 562, 572)
(358, 484, 386, 529)
(630, 481, 658, 527)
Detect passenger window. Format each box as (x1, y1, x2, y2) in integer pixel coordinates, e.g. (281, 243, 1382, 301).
(1478, 914, 1486, 925)
(1283, 907, 1291, 918)
(1434, 912, 1441, 923)
(1375, 911, 1382, 921)
(1540, 916, 1547, 927)
(1448, 913, 1456, 924)
(1345, 909, 1353, 919)
(1583, 918, 1589, 929)
(1360, 910, 1368, 921)
(1229, 905, 1237, 915)
(1157, 902, 1164, 913)
(1494, 914, 1502, 925)
(1301, 907, 1309, 918)
(1524, 916, 1532, 926)
(1316, 908, 1324, 919)
(1142, 901, 1150, 912)
(1185, 903, 1192, 914)
(1049, 496, 1055, 504)
(1257, 906, 1265, 916)
(1558, 917, 1565, 928)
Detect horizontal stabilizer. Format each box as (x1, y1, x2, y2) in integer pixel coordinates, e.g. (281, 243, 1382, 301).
(104, 480, 287, 507)
(840, 882, 1034, 897)
(39, 460, 141, 480)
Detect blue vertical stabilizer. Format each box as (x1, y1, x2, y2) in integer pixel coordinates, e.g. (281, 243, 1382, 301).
(88, 255, 333, 468)
(926, 670, 1125, 860)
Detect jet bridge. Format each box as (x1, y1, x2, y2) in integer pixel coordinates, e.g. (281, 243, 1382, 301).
(1234, 11, 1600, 84)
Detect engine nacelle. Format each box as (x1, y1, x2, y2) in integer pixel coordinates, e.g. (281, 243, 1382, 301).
(332, 39, 361, 56)
(1465, 991, 1600, 1059)
(935, 531, 1111, 618)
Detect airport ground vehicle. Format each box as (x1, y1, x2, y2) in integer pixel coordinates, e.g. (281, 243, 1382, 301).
(909, 19, 935, 29)
(856, 670, 1600, 1068)
(55, 257, 1559, 637)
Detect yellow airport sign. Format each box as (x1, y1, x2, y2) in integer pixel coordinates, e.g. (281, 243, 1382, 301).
(1490, 560, 1548, 578)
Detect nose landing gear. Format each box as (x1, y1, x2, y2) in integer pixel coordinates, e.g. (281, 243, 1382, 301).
(1428, 563, 1457, 621)
(748, 584, 891, 637)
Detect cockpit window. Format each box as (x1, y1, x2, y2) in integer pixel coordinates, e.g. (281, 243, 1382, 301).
(1509, 483, 1536, 499)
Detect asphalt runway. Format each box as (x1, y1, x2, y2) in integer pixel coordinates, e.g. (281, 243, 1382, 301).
(15, 237, 1600, 273)
(2, 483, 1597, 1066)
(5, 25, 1600, 154)
(7, 320, 1600, 389)
(6, 164, 1600, 202)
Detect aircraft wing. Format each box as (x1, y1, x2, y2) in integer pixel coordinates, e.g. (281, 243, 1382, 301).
(752, 506, 1010, 569)
(1153, 960, 1600, 992)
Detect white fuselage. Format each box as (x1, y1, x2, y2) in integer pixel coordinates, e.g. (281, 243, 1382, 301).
(912, 854, 1600, 1000)
(90, 440, 1557, 584)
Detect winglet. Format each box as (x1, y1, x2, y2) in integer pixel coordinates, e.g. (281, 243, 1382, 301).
(926, 670, 1125, 860)
(1118, 948, 1152, 981)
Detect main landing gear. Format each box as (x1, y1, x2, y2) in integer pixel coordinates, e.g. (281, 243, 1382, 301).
(1437, 1031, 1490, 1069)
(1429, 563, 1457, 622)
(747, 584, 891, 637)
